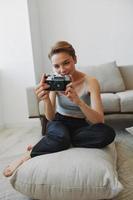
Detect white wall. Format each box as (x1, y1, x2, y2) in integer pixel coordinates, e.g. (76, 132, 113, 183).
(28, 0, 133, 82)
(0, 0, 133, 127)
(0, 0, 38, 127)
(27, 0, 45, 85)
(0, 101, 3, 128)
(0, 72, 4, 128)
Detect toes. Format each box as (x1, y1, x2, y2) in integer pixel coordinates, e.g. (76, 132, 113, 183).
(3, 168, 13, 177)
(27, 145, 33, 151)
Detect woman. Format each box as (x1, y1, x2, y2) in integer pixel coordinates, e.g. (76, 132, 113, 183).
(3, 41, 115, 177)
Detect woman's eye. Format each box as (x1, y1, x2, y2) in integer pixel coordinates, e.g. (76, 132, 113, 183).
(64, 62, 69, 65)
(54, 65, 59, 69)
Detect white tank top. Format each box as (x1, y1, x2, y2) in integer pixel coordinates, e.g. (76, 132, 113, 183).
(56, 76, 90, 118)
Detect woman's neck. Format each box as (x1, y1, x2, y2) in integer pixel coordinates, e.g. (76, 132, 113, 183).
(71, 70, 85, 82)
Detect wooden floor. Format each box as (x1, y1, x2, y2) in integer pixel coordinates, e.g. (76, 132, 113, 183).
(0, 125, 43, 200)
(0, 126, 42, 160)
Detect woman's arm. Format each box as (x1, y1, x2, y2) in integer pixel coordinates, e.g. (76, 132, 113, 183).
(35, 74, 56, 121)
(65, 77, 104, 124)
(77, 78, 104, 123)
(44, 91, 56, 121)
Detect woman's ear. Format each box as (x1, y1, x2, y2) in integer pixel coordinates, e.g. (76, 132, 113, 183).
(74, 56, 77, 64)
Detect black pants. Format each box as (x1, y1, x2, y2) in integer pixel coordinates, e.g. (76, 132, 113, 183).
(31, 113, 116, 158)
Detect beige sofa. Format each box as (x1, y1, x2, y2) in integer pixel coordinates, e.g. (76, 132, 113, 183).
(26, 61, 133, 124)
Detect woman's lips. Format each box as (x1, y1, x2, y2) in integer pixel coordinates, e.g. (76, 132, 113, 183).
(61, 73, 70, 76)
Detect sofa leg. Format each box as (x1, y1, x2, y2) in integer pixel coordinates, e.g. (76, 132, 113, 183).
(40, 116, 48, 136)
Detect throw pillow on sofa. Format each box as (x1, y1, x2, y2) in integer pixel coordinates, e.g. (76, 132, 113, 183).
(10, 142, 123, 200)
(78, 61, 125, 93)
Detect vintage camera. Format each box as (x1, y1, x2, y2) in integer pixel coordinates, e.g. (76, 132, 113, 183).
(45, 74, 71, 91)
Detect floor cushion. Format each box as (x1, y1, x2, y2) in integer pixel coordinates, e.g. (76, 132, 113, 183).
(10, 142, 123, 200)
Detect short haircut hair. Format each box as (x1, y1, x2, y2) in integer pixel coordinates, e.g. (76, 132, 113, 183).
(48, 41, 76, 60)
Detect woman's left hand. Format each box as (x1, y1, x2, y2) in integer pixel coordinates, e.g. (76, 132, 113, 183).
(65, 82, 81, 105)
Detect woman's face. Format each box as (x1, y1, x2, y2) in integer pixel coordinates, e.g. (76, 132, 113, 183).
(51, 52, 76, 76)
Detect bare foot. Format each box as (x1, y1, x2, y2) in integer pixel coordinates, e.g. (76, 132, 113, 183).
(3, 159, 24, 177)
(27, 144, 33, 151)
(3, 152, 31, 177)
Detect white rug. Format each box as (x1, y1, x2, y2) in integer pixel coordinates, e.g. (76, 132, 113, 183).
(113, 132, 133, 200)
(126, 126, 133, 135)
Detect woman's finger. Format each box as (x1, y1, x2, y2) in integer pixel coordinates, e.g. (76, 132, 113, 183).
(40, 73, 45, 84)
(65, 84, 74, 93)
(38, 90, 49, 99)
(66, 82, 73, 88)
(36, 84, 50, 95)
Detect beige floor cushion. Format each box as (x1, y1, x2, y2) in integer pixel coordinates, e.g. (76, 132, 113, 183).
(10, 142, 123, 200)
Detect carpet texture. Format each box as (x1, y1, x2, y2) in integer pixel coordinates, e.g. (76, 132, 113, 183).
(112, 131, 133, 200)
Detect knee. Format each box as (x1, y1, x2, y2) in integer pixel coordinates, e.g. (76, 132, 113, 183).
(102, 123, 116, 140)
(97, 123, 116, 148)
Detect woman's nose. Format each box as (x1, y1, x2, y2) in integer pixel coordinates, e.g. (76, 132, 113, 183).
(60, 66, 66, 73)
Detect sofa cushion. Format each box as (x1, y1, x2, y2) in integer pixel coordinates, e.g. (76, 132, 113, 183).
(101, 93, 120, 113)
(78, 61, 125, 93)
(10, 143, 123, 200)
(117, 90, 133, 112)
(118, 65, 133, 90)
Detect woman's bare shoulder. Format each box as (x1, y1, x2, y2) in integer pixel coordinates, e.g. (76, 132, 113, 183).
(85, 75, 100, 91)
(85, 74, 98, 83)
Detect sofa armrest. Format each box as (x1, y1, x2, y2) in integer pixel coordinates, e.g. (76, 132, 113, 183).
(26, 86, 40, 118)
(26, 86, 47, 135)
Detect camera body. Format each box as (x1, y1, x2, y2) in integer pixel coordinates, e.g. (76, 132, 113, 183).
(45, 74, 71, 91)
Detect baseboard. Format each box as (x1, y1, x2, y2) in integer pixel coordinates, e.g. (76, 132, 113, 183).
(4, 119, 41, 129)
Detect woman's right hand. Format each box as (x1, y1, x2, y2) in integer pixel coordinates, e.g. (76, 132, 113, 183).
(35, 74, 50, 101)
